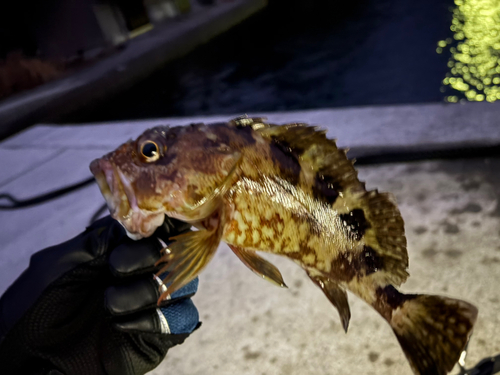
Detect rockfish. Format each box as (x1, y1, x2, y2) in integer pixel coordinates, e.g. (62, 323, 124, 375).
(90, 117, 477, 375)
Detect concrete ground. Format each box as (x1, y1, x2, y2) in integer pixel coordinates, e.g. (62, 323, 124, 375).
(1, 101, 499, 374)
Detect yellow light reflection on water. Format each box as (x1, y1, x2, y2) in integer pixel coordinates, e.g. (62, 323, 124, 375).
(438, 0, 500, 102)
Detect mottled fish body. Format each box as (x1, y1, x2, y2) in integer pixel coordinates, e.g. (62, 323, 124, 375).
(90, 117, 477, 375)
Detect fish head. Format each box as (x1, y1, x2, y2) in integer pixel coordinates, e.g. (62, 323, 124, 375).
(90, 124, 241, 239)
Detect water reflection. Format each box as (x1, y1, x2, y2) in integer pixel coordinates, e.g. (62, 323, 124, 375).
(439, 0, 500, 102)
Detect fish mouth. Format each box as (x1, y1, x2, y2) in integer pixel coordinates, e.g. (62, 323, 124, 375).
(90, 158, 165, 239)
(90, 158, 128, 217)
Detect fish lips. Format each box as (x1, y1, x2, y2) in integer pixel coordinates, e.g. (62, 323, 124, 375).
(90, 158, 166, 239)
(90, 158, 129, 218)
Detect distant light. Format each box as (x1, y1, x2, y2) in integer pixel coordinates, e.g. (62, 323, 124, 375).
(438, 0, 500, 102)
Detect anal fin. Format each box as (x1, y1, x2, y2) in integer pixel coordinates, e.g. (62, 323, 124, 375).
(228, 245, 287, 288)
(308, 273, 351, 333)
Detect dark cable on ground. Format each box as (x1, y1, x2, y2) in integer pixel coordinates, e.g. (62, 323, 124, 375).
(0, 177, 95, 209)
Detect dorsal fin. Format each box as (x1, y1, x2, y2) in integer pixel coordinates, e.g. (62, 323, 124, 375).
(256, 122, 364, 193)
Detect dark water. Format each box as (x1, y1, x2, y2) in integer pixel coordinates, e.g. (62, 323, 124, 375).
(66, 0, 454, 122)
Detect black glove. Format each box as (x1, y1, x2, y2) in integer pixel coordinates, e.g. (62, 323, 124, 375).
(0, 216, 200, 375)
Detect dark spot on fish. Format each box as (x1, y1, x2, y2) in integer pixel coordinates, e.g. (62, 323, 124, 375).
(291, 290, 299, 297)
(331, 247, 383, 281)
(312, 172, 341, 205)
(213, 123, 257, 147)
(339, 209, 371, 241)
(472, 221, 481, 227)
(251, 316, 259, 323)
(376, 285, 416, 310)
(270, 357, 278, 364)
(244, 350, 262, 360)
(441, 220, 460, 234)
(331, 253, 356, 281)
(362, 246, 383, 275)
(294, 279, 303, 288)
(235, 125, 257, 145)
(414, 226, 428, 235)
(450, 202, 482, 215)
(271, 135, 306, 156)
(422, 248, 437, 258)
(384, 358, 395, 367)
(209, 124, 233, 144)
(368, 352, 379, 362)
(490, 297, 499, 304)
(445, 249, 463, 258)
(269, 137, 301, 185)
(265, 309, 272, 317)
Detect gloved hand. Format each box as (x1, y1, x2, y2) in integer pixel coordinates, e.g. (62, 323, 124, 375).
(0, 216, 200, 375)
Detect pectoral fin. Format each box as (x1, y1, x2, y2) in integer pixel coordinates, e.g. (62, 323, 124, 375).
(156, 222, 223, 303)
(308, 274, 351, 333)
(229, 245, 287, 288)
(183, 152, 242, 221)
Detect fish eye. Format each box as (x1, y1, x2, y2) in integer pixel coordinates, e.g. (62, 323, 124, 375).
(140, 141, 161, 162)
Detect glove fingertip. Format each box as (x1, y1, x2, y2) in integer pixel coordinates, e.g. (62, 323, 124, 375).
(109, 239, 161, 277)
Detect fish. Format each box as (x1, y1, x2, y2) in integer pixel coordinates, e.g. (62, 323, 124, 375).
(90, 116, 478, 375)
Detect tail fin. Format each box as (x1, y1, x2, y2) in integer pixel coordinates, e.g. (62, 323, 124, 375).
(378, 287, 478, 375)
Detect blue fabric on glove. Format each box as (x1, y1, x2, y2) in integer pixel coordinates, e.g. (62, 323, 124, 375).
(161, 299, 199, 334)
(169, 277, 199, 300)
(159, 276, 199, 334)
